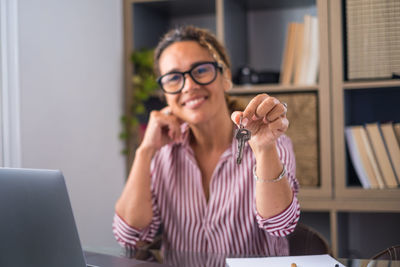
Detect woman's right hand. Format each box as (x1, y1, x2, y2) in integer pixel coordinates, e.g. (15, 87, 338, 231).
(139, 106, 183, 153)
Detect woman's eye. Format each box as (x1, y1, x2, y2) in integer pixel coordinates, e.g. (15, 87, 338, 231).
(166, 74, 181, 83)
(194, 65, 211, 75)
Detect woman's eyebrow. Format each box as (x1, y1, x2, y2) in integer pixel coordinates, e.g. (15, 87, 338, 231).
(163, 68, 180, 74)
(162, 61, 211, 75)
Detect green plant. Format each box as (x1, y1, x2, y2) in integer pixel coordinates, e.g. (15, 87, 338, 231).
(120, 48, 159, 156)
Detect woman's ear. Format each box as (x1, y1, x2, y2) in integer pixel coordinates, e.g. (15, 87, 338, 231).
(222, 69, 233, 92)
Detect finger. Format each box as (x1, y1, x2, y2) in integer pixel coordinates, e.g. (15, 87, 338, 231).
(231, 111, 244, 126)
(243, 94, 269, 121)
(268, 117, 289, 134)
(160, 106, 185, 125)
(255, 96, 280, 121)
(161, 106, 172, 115)
(264, 102, 287, 122)
(153, 110, 182, 140)
(165, 116, 182, 141)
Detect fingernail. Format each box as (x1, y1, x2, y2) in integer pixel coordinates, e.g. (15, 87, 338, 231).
(242, 117, 249, 126)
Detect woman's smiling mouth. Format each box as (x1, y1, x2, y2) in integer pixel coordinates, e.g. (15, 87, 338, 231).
(182, 96, 208, 108)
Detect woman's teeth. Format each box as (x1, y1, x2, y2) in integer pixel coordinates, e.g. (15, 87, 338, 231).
(185, 97, 204, 106)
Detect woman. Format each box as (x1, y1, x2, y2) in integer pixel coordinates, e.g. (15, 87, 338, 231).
(113, 26, 300, 256)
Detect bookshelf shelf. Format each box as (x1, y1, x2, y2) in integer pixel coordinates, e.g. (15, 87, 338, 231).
(229, 84, 318, 95)
(300, 199, 400, 212)
(343, 80, 400, 90)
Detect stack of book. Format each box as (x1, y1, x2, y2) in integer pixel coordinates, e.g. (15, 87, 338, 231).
(345, 122, 400, 189)
(279, 15, 319, 86)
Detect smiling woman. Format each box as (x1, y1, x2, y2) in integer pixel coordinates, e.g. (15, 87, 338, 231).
(113, 26, 300, 256)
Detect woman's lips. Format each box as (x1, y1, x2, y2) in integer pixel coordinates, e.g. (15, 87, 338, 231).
(182, 96, 207, 108)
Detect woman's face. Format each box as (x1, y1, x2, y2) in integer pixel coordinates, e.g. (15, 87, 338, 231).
(158, 41, 230, 125)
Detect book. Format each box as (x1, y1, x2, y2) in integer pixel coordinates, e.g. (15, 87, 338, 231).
(365, 123, 399, 188)
(380, 122, 400, 184)
(304, 16, 319, 85)
(358, 126, 385, 189)
(294, 15, 311, 85)
(345, 127, 371, 188)
(292, 22, 305, 85)
(279, 23, 296, 85)
(393, 122, 400, 144)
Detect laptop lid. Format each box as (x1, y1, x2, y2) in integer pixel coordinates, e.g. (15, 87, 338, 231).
(0, 168, 87, 267)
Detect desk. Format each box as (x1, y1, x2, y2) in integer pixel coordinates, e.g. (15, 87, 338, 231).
(84, 248, 400, 267)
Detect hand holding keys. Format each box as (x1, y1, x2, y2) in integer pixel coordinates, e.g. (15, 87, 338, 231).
(235, 116, 251, 164)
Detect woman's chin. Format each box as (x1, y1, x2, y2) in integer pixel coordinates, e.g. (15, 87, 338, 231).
(183, 113, 209, 125)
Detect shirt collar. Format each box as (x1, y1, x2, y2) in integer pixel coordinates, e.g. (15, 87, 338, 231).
(177, 122, 246, 161)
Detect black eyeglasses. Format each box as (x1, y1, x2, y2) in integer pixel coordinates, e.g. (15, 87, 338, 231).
(157, 61, 223, 94)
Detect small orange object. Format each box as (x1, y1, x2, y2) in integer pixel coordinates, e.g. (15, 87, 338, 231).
(291, 263, 297, 267)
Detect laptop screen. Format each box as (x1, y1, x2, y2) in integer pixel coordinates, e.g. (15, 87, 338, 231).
(0, 168, 87, 267)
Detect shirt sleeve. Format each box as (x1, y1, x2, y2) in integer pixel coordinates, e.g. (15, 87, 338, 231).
(255, 134, 301, 237)
(112, 198, 161, 249)
(112, 166, 162, 249)
(256, 193, 300, 236)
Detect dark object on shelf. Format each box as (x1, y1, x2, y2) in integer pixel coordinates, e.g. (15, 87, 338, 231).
(257, 71, 280, 84)
(233, 66, 280, 85)
(393, 73, 400, 79)
(233, 66, 258, 84)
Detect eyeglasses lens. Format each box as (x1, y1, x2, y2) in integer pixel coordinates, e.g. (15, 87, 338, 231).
(160, 63, 217, 93)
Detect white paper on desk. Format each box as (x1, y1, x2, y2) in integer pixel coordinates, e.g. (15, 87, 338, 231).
(226, 254, 346, 267)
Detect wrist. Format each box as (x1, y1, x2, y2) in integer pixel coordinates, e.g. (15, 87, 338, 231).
(251, 141, 278, 162)
(254, 164, 287, 183)
(136, 145, 157, 160)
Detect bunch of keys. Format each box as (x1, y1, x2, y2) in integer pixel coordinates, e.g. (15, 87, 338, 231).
(235, 116, 251, 164)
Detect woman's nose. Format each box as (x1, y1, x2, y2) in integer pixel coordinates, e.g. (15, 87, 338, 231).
(181, 73, 198, 93)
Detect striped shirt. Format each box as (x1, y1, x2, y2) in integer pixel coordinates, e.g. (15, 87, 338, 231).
(113, 123, 300, 256)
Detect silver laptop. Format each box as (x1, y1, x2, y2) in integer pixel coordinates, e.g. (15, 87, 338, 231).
(0, 168, 90, 267)
(0, 168, 172, 267)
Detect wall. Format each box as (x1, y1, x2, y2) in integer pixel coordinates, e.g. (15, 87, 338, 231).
(18, 0, 125, 250)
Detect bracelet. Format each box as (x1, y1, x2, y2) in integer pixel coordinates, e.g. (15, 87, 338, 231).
(253, 164, 287, 183)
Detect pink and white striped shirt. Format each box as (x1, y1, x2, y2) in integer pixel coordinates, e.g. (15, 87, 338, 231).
(113, 123, 300, 256)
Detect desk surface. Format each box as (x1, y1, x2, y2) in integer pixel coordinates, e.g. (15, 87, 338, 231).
(84, 248, 400, 267)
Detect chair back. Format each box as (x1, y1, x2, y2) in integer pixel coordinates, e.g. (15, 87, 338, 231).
(372, 245, 400, 260)
(287, 223, 331, 256)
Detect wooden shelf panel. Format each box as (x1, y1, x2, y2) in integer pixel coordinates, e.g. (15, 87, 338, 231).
(130, 0, 215, 16)
(239, 0, 315, 10)
(343, 80, 400, 90)
(298, 186, 332, 199)
(336, 187, 400, 200)
(228, 84, 318, 95)
(300, 198, 400, 212)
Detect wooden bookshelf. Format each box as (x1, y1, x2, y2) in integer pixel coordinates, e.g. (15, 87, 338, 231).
(330, 0, 400, 257)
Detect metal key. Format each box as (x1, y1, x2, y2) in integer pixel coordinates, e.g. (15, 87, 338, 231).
(235, 116, 251, 164)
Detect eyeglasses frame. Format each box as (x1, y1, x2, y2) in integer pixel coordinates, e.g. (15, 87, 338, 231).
(157, 61, 223, 94)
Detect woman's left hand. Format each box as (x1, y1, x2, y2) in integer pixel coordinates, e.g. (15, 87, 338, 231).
(231, 93, 288, 152)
